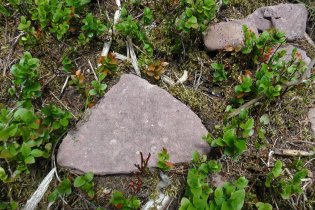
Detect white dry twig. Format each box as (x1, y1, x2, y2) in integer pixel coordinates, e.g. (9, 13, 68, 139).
(274, 149, 315, 157)
(176, 70, 188, 84)
(88, 60, 98, 80)
(50, 91, 78, 120)
(101, 0, 121, 57)
(23, 168, 56, 210)
(267, 150, 274, 167)
(162, 75, 176, 86)
(60, 76, 69, 97)
(127, 37, 141, 76)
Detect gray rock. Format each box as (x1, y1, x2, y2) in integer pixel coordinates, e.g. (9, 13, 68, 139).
(203, 19, 258, 51)
(210, 173, 227, 188)
(57, 74, 209, 175)
(246, 4, 308, 40)
(308, 108, 315, 133)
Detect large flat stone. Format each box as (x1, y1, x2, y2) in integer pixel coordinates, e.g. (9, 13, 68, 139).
(246, 3, 308, 41)
(57, 74, 209, 175)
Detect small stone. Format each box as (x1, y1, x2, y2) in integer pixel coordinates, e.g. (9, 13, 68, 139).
(308, 108, 315, 133)
(203, 20, 258, 51)
(246, 4, 308, 41)
(210, 173, 227, 188)
(57, 74, 210, 175)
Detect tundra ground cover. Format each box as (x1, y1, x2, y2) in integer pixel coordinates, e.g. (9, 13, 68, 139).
(0, 0, 314, 209)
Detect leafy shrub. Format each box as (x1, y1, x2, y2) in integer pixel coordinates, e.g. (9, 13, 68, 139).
(48, 179, 72, 202)
(179, 152, 222, 210)
(10, 52, 41, 99)
(211, 63, 227, 82)
(280, 169, 307, 199)
(265, 160, 282, 187)
(265, 159, 308, 199)
(0, 52, 72, 180)
(176, 0, 216, 33)
(208, 176, 248, 210)
(116, 7, 153, 55)
(73, 172, 95, 198)
(233, 26, 308, 103)
(12, 0, 93, 41)
(81, 13, 107, 38)
(203, 109, 254, 158)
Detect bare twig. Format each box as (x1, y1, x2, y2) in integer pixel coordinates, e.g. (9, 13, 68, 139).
(59, 76, 69, 98)
(49, 91, 78, 120)
(228, 96, 263, 119)
(274, 149, 314, 157)
(228, 58, 315, 119)
(304, 32, 315, 49)
(3, 32, 24, 76)
(88, 60, 98, 81)
(23, 168, 56, 210)
(101, 0, 121, 57)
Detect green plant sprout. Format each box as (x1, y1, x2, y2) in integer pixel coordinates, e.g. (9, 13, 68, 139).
(211, 63, 228, 82)
(110, 191, 141, 210)
(73, 172, 95, 198)
(48, 179, 72, 202)
(156, 147, 173, 172)
(179, 151, 221, 210)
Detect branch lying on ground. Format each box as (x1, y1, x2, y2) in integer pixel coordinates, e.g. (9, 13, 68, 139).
(304, 32, 315, 49)
(274, 149, 315, 157)
(23, 168, 56, 210)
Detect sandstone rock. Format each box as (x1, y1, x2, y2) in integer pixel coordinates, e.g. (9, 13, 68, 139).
(57, 74, 209, 175)
(246, 4, 308, 41)
(308, 108, 315, 133)
(203, 20, 258, 51)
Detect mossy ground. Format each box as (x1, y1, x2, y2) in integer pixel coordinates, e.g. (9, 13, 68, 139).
(0, 0, 314, 209)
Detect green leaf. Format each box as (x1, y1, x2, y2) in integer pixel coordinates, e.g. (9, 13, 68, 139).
(259, 114, 270, 125)
(21, 143, 32, 157)
(59, 118, 69, 127)
(233, 176, 248, 190)
(179, 197, 191, 210)
(48, 189, 59, 202)
(31, 149, 44, 157)
(222, 129, 236, 147)
(89, 89, 97, 96)
(256, 202, 273, 210)
(13, 108, 36, 123)
(230, 190, 245, 210)
(214, 187, 224, 205)
(74, 176, 86, 187)
(84, 172, 94, 182)
(25, 156, 35, 164)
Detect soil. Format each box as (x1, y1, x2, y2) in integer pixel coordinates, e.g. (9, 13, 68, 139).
(0, 0, 314, 209)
